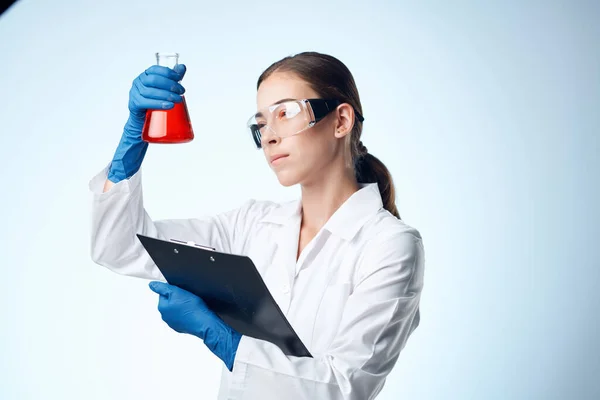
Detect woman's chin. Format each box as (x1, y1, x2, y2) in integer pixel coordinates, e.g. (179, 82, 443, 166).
(274, 170, 301, 187)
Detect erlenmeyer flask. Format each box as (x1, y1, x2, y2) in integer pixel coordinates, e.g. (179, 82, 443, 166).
(142, 52, 194, 144)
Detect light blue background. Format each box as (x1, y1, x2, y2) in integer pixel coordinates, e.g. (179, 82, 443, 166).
(0, 0, 598, 399)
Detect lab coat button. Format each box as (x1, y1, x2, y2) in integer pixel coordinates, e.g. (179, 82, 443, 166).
(282, 285, 290, 294)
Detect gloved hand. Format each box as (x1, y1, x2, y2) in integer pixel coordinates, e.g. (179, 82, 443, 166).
(148, 281, 242, 371)
(107, 64, 187, 183)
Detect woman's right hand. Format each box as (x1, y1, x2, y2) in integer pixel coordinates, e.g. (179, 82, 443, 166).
(107, 64, 187, 184)
(127, 64, 187, 121)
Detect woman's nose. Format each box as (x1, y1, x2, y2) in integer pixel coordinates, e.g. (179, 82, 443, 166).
(261, 126, 281, 147)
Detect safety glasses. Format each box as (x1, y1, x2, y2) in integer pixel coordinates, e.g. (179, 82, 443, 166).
(246, 98, 364, 149)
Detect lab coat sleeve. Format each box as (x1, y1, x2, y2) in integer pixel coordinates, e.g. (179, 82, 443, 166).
(230, 232, 425, 400)
(89, 164, 269, 281)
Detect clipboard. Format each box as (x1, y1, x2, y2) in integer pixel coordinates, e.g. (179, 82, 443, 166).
(136, 234, 312, 358)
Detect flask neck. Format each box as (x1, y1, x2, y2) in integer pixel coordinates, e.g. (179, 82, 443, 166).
(156, 52, 178, 69)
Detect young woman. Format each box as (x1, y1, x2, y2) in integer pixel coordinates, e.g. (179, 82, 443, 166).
(90, 51, 425, 400)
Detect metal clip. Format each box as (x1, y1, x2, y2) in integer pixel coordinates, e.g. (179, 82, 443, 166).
(169, 238, 216, 251)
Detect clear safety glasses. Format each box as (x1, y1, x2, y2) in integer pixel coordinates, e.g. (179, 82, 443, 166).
(246, 98, 365, 149)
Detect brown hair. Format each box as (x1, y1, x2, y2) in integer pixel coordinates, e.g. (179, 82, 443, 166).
(257, 51, 401, 219)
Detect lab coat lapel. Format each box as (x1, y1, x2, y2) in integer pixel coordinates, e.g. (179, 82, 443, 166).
(259, 200, 302, 315)
(275, 212, 301, 313)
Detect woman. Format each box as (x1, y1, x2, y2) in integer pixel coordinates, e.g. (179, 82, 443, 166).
(90, 51, 425, 400)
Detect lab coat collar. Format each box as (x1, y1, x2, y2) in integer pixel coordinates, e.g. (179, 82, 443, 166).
(259, 199, 302, 225)
(260, 183, 384, 241)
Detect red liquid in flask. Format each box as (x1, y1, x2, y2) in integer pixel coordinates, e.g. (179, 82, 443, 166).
(142, 96, 194, 143)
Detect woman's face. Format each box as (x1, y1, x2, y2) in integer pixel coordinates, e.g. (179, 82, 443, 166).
(256, 72, 342, 187)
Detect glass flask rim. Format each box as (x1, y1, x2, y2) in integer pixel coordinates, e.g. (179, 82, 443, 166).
(155, 52, 179, 58)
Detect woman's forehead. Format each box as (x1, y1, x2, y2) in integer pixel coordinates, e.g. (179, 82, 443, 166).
(256, 72, 318, 109)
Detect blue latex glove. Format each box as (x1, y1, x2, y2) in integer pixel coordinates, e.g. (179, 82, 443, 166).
(107, 64, 187, 183)
(148, 281, 242, 371)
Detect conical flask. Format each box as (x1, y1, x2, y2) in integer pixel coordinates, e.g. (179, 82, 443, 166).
(142, 52, 194, 143)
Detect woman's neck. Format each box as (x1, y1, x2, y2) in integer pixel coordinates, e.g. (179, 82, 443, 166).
(299, 164, 360, 233)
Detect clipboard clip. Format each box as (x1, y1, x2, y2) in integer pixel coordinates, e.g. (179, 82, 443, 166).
(169, 238, 216, 251)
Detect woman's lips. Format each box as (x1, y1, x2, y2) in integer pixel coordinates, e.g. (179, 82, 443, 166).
(270, 154, 289, 165)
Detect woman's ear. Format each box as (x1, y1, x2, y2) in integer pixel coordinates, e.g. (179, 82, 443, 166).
(334, 103, 355, 138)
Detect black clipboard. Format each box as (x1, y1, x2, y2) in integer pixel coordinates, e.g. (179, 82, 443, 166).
(136, 234, 312, 358)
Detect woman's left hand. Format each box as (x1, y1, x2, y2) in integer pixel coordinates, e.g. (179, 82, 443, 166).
(149, 281, 242, 371)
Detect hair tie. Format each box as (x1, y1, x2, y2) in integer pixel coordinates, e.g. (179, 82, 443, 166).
(358, 141, 368, 157)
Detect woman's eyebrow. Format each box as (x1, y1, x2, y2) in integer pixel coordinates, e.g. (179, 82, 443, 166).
(273, 97, 296, 105)
(254, 98, 297, 118)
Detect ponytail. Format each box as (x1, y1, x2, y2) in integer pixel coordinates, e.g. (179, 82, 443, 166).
(355, 153, 401, 219)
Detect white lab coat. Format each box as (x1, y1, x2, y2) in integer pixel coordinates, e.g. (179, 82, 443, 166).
(89, 164, 425, 400)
